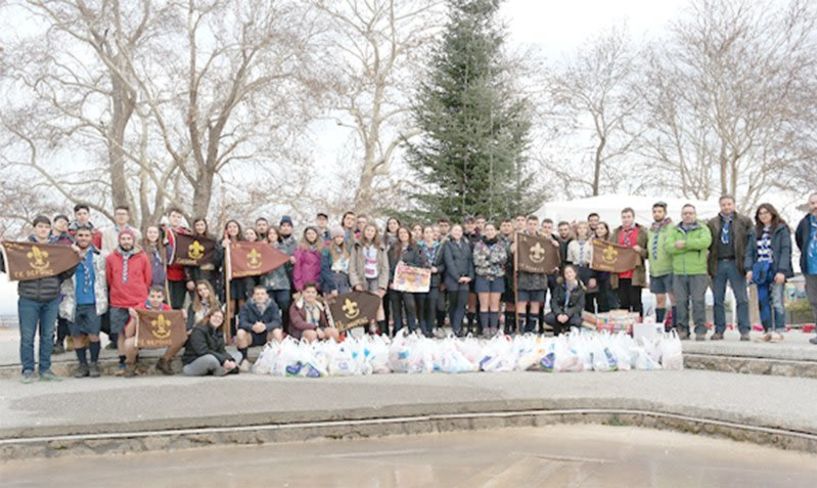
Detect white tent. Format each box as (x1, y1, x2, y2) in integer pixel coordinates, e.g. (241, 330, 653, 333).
(535, 194, 720, 227)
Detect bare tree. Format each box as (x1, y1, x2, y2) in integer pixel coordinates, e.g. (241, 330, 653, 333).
(641, 0, 817, 212)
(313, 0, 444, 215)
(0, 0, 326, 230)
(538, 25, 644, 198)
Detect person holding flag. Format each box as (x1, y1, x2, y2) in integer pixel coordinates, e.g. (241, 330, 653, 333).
(611, 208, 648, 317)
(1, 215, 80, 383)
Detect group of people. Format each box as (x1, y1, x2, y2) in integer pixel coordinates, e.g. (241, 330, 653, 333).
(3, 191, 817, 382)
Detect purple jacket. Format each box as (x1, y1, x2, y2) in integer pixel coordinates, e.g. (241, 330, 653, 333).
(293, 247, 322, 292)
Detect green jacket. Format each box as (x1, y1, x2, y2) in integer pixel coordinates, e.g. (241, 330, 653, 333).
(647, 221, 674, 277)
(665, 221, 712, 276)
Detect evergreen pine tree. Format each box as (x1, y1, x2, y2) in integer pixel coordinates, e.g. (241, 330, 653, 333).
(406, 0, 540, 222)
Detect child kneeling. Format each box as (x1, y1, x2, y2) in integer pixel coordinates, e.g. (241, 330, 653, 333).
(544, 265, 586, 336)
(289, 282, 340, 343)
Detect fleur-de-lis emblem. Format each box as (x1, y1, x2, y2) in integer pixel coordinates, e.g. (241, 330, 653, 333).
(529, 242, 545, 263)
(342, 298, 359, 319)
(247, 248, 262, 269)
(188, 240, 205, 260)
(27, 246, 50, 270)
(151, 314, 172, 340)
(603, 244, 618, 263)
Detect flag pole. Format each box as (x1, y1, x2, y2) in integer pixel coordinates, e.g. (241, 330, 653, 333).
(513, 231, 519, 335)
(162, 227, 172, 306)
(224, 239, 233, 344)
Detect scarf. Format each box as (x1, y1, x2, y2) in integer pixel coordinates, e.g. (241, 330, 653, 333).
(720, 213, 734, 245)
(621, 225, 636, 247)
(118, 246, 135, 283)
(757, 226, 773, 263)
(78, 249, 94, 296)
(420, 241, 439, 266)
(650, 218, 671, 258)
(304, 302, 321, 326)
(577, 240, 589, 266)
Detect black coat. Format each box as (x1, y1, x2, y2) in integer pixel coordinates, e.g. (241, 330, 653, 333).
(443, 238, 474, 290)
(182, 325, 231, 365)
(238, 300, 281, 332)
(795, 214, 816, 274)
(388, 244, 428, 281)
(550, 280, 586, 318)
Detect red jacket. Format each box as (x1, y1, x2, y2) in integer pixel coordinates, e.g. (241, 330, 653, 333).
(106, 248, 152, 308)
(165, 226, 188, 282)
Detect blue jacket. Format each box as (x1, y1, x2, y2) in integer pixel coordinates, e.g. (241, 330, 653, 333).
(238, 299, 281, 332)
(744, 223, 793, 278)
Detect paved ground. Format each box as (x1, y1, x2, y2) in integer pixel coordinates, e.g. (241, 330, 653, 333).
(3, 425, 816, 487)
(1, 368, 816, 438)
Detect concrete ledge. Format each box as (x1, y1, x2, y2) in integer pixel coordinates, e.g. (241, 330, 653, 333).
(2, 401, 816, 460)
(684, 354, 817, 379)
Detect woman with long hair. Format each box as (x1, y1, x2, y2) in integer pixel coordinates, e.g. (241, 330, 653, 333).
(182, 310, 241, 376)
(473, 223, 508, 337)
(222, 219, 245, 330)
(593, 221, 614, 312)
(746, 203, 793, 342)
(293, 227, 324, 293)
(388, 226, 428, 334)
(142, 225, 172, 294)
(261, 226, 293, 329)
(321, 226, 352, 302)
(442, 224, 474, 337)
(349, 223, 390, 335)
(184, 217, 223, 302)
(187, 280, 222, 330)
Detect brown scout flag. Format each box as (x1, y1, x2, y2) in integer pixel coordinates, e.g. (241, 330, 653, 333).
(590, 239, 640, 273)
(135, 309, 187, 349)
(516, 233, 560, 274)
(0, 241, 80, 281)
(328, 291, 381, 332)
(228, 241, 289, 279)
(172, 232, 216, 267)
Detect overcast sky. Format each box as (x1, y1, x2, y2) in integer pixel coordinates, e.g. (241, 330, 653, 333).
(0, 0, 695, 314)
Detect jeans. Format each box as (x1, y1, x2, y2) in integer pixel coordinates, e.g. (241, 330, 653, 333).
(183, 351, 241, 376)
(806, 275, 817, 325)
(673, 275, 708, 336)
(18, 296, 60, 374)
(712, 259, 750, 334)
(757, 281, 786, 332)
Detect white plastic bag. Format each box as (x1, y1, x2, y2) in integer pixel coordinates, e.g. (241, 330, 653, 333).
(659, 331, 684, 370)
(479, 335, 515, 372)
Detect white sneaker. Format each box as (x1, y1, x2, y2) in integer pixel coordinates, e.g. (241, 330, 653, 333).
(239, 359, 251, 373)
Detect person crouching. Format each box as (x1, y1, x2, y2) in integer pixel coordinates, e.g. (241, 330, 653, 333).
(289, 282, 340, 343)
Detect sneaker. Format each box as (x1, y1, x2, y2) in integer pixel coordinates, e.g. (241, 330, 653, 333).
(677, 329, 690, 340)
(156, 358, 174, 376)
(761, 333, 772, 342)
(89, 362, 101, 378)
(114, 363, 127, 377)
(105, 342, 117, 350)
(810, 336, 817, 345)
(710, 332, 724, 341)
(53, 343, 65, 355)
(239, 359, 251, 373)
(740, 333, 751, 342)
(39, 370, 63, 382)
(694, 334, 706, 341)
(21, 370, 36, 384)
(74, 364, 90, 378)
(124, 364, 137, 378)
